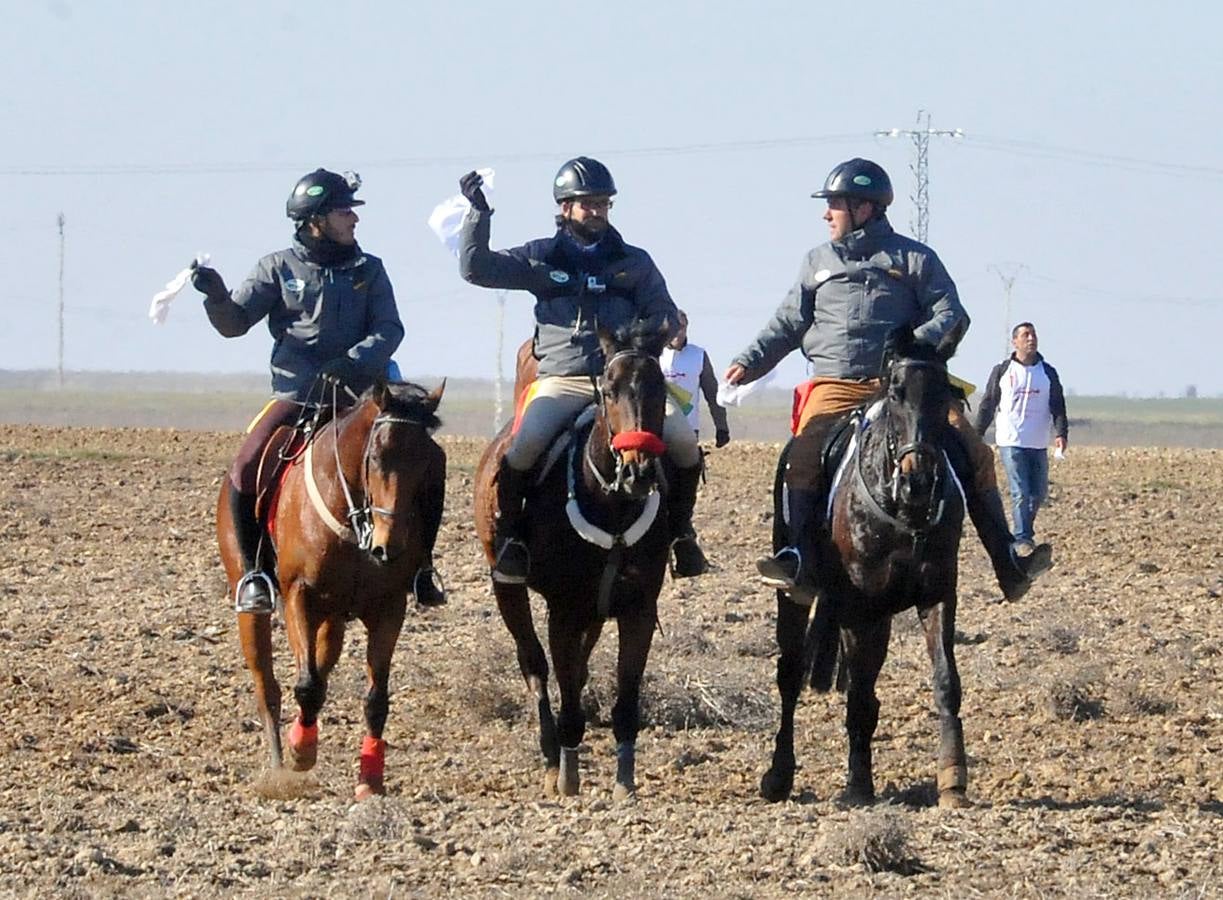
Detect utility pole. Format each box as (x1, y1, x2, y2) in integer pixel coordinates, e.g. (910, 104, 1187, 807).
(875, 110, 963, 243)
(57, 212, 66, 388)
(988, 262, 1027, 355)
(494, 291, 506, 433)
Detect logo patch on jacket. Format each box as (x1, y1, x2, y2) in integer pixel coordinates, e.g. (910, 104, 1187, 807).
(549, 270, 570, 284)
(285, 278, 305, 293)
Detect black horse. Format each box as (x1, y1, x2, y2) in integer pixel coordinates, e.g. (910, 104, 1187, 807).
(473, 323, 673, 801)
(761, 327, 974, 808)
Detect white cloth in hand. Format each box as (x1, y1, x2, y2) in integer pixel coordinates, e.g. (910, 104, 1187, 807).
(149, 252, 210, 325)
(717, 370, 776, 406)
(427, 168, 495, 257)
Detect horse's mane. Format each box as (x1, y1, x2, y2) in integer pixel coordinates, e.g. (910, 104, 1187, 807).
(366, 381, 443, 431)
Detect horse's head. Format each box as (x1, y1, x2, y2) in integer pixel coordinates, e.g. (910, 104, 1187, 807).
(594, 320, 670, 499)
(361, 379, 445, 565)
(878, 326, 958, 521)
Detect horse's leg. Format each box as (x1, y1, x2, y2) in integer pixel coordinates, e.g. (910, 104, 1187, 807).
(550, 610, 599, 797)
(761, 592, 810, 802)
(493, 582, 560, 794)
(841, 619, 890, 805)
(611, 605, 655, 801)
(282, 591, 341, 772)
(238, 611, 283, 770)
(356, 598, 407, 801)
(919, 599, 970, 808)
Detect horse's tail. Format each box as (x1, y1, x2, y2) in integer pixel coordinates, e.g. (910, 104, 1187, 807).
(805, 591, 842, 693)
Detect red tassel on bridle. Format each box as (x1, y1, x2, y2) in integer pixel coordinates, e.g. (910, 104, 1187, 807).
(611, 431, 667, 457)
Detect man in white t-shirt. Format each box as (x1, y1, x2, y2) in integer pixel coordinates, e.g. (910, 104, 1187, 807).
(659, 309, 730, 447)
(975, 321, 1069, 553)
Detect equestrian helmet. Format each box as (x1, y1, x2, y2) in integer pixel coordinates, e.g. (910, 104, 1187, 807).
(553, 157, 617, 203)
(811, 158, 894, 208)
(286, 169, 365, 221)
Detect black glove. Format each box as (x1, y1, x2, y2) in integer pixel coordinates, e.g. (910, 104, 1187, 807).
(715, 429, 731, 448)
(318, 356, 361, 386)
(190, 263, 228, 300)
(459, 171, 490, 212)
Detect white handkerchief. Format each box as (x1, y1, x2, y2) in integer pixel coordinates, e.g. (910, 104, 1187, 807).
(427, 168, 495, 257)
(150, 252, 210, 325)
(717, 370, 776, 406)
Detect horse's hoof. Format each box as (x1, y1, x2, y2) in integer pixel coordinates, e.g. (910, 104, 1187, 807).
(285, 742, 317, 772)
(840, 785, 875, 807)
(558, 748, 580, 797)
(612, 782, 636, 803)
(938, 789, 972, 809)
(760, 769, 794, 803)
(558, 773, 580, 797)
(543, 767, 559, 797)
(354, 781, 385, 802)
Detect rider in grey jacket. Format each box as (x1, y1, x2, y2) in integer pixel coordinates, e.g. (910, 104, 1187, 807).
(192, 169, 444, 613)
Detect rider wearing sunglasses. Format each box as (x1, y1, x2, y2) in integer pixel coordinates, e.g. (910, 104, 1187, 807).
(727, 158, 1052, 603)
(457, 157, 708, 584)
(191, 169, 446, 613)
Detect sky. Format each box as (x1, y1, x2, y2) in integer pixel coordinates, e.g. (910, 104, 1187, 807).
(4, 0, 1222, 397)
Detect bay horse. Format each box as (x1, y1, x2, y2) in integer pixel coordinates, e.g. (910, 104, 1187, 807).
(473, 323, 672, 801)
(217, 379, 445, 800)
(761, 327, 974, 808)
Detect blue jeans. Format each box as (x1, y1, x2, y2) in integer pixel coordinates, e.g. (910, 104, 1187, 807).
(998, 446, 1048, 543)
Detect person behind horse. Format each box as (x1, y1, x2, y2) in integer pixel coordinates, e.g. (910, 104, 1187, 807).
(457, 157, 708, 583)
(661, 309, 731, 448)
(724, 158, 1052, 602)
(191, 168, 446, 613)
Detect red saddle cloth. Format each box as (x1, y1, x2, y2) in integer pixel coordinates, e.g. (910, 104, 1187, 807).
(254, 426, 307, 542)
(791, 381, 819, 437)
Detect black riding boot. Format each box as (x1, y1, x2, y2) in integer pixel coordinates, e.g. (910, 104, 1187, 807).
(227, 483, 275, 614)
(414, 475, 447, 607)
(968, 485, 1053, 602)
(492, 459, 531, 584)
(668, 462, 708, 577)
(756, 486, 825, 590)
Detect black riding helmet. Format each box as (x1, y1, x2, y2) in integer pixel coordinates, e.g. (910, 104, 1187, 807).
(553, 157, 617, 203)
(286, 169, 365, 221)
(811, 158, 894, 208)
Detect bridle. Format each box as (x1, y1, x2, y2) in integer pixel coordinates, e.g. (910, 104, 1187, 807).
(332, 406, 432, 552)
(587, 349, 667, 495)
(852, 358, 953, 536)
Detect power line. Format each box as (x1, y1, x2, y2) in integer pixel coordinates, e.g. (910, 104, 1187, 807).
(875, 111, 964, 243)
(0, 133, 867, 177)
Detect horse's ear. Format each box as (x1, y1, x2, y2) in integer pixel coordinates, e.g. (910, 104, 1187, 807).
(373, 376, 391, 410)
(597, 325, 618, 364)
(427, 378, 446, 410)
(882, 326, 913, 370)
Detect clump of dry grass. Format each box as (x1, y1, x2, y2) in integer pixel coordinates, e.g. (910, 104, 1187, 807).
(1046, 674, 1106, 721)
(1038, 625, 1081, 655)
(457, 640, 527, 725)
(338, 796, 415, 843)
(820, 807, 922, 874)
(1111, 676, 1176, 716)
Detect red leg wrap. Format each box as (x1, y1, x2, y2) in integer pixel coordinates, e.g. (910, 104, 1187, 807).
(359, 736, 386, 783)
(289, 718, 319, 750)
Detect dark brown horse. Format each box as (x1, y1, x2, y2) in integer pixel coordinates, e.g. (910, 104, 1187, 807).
(761, 328, 973, 808)
(474, 324, 672, 800)
(217, 380, 445, 800)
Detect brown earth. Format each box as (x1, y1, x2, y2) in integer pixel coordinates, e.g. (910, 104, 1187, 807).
(1, 425, 1221, 898)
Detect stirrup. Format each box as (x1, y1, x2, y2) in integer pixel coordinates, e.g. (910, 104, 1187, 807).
(234, 570, 277, 615)
(491, 538, 530, 584)
(756, 547, 802, 589)
(413, 567, 447, 607)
